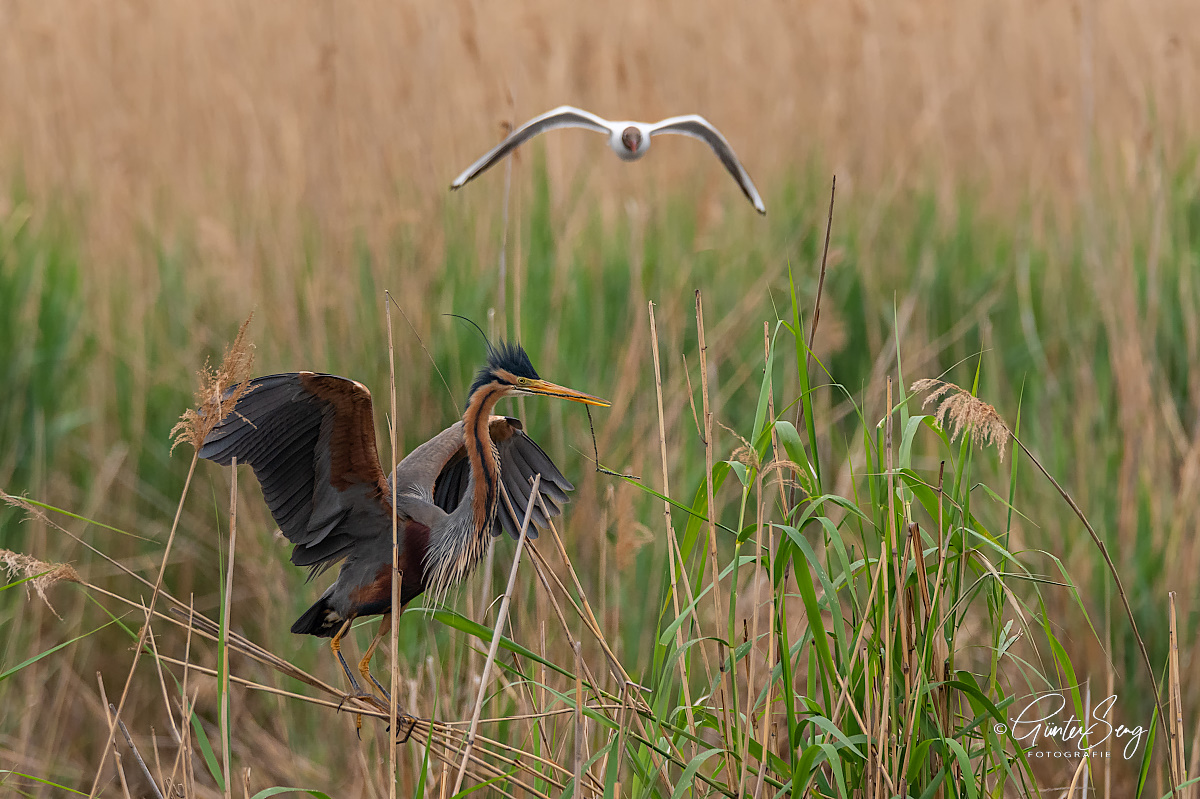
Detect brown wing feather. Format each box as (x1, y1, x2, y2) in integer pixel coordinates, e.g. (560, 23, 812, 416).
(298, 373, 391, 496)
(199, 372, 395, 576)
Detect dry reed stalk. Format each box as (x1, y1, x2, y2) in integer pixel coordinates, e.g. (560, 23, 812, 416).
(573, 640, 583, 799)
(521, 541, 658, 793)
(97, 677, 133, 799)
(168, 597, 197, 799)
(1106, 598, 1115, 799)
(150, 729, 165, 798)
(155, 655, 398, 723)
(143, 616, 180, 745)
(614, 681, 630, 794)
(739, 321, 771, 799)
(523, 543, 602, 687)
(1067, 748, 1091, 796)
(170, 608, 352, 701)
(695, 289, 738, 778)
(647, 300, 698, 745)
(759, 345, 789, 799)
(386, 289, 400, 799)
(878, 378, 897, 792)
(1169, 593, 1187, 794)
(788, 174, 836, 514)
(895, 522, 934, 786)
(864, 651, 874, 799)
(928, 461, 951, 793)
(220, 457, 237, 799)
(451, 475, 541, 795)
(807, 176, 836, 367)
(110, 703, 164, 799)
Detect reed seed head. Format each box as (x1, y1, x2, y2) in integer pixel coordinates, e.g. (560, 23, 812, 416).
(911, 378, 1010, 462)
(171, 313, 256, 454)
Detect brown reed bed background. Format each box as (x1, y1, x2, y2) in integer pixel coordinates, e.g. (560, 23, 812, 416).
(1, 0, 1197, 246)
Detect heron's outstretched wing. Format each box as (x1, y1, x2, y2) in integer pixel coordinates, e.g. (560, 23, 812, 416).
(648, 115, 767, 215)
(199, 372, 394, 577)
(411, 417, 573, 540)
(451, 106, 615, 189)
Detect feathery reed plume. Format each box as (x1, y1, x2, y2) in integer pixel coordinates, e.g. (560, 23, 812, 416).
(0, 548, 80, 618)
(911, 378, 1010, 462)
(170, 313, 256, 453)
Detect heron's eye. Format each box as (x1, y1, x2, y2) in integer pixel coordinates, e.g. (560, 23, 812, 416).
(517, 377, 529, 386)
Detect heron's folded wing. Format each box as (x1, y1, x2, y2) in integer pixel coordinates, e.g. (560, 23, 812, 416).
(199, 372, 393, 577)
(420, 416, 576, 541)
(492, 418, 575, 540)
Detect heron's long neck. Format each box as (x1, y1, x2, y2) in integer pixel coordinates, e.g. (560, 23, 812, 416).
(424, 386, 506, 602)
(461, 385, 505, 539)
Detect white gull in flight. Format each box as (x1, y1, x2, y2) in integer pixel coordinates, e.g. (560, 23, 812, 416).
(451, 105, 766, 215)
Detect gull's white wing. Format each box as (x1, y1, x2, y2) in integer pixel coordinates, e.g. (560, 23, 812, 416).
(451, 106, 615, 189)
(648, 115, 766, 215)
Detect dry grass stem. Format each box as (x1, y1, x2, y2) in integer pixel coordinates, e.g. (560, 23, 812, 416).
(695, 289, 737, 775)
(1169, 594, 1187, 790)
(648, 301, 699, 743)
(109, 703, 165, 799)
(220, 458, 238, 799)
(386, 290, 401, 799)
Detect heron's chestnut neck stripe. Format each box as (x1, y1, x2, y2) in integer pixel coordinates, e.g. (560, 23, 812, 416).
(463, 382, 505, 530)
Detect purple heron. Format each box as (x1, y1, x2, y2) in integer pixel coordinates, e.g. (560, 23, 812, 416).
(198, 340, 608, 720)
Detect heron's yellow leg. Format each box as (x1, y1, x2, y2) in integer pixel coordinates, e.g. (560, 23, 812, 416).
(359, 604, 408, 698)
(331, 618, 371, 735)
(358, 612, 391, 686)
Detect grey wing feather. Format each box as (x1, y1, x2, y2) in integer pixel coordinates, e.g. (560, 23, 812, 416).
(451, 106, 614, 188)
(424, 417, 575, 540)
(199, 373, 392, 578)
(431, 451, 469, 513)
(492, 424, 574, 539)
(648, 115, 767, 215)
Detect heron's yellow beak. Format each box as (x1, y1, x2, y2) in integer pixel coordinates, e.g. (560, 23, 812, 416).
(526, 379, 610, 407)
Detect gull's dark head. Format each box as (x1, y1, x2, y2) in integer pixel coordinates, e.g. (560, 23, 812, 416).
(620, 126, 643, 153)
(467, 340, 609, 407)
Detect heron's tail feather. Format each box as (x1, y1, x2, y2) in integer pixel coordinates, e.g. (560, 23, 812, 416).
(291, 596, 343, 638)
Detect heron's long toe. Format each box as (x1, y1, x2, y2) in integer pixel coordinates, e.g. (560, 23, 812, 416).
(389, 712, 419, 744)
